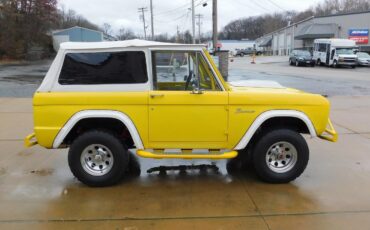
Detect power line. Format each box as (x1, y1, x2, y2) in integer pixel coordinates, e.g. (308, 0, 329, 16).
(234, 0, 269, 13)
(249, 0, 271, 12)
(263, 0, 286, 11)
(154, 12, 188, 24)
(154, 0, 201, 16)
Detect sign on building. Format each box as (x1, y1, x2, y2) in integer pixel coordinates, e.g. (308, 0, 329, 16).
(348, 29, 369, 44)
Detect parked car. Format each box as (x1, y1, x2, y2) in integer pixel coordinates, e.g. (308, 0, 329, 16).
(25, 40, 337, 187)
(235, 48, 262, 57)
(356, 52, 370, 66)
(289, 50, 315, 67)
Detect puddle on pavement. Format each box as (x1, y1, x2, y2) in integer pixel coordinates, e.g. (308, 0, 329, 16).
(29, 168, 54, 176)
(0, 75, 44, 84)
(0, 167, 6, 176)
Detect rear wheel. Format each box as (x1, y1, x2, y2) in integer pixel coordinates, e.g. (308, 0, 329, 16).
(252, 129, 309, 183)
(68, 130, 129, 187)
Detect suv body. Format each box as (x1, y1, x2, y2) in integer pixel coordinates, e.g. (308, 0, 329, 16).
(25, 40, 337, 186)
(289, 50, 315, 67)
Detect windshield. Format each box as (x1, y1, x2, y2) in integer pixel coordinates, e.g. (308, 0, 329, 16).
(336, 48, 354, 55)
(297, 50, 311, 56)
(357, 52, 370, 58)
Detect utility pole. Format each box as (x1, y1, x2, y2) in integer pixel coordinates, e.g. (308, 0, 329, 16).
(138, 7, 148, 40)
(195, 14, 203, 44)
(191, 0, 195, 44)
(176, 25, 180, 42)
(150, 0, 154, 40)
(212, 0, 218, 52)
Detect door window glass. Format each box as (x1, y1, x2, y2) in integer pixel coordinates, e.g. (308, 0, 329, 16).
(152, 51, 221, 91)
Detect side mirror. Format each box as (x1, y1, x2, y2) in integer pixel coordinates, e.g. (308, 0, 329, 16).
(191, 83, 204, 94)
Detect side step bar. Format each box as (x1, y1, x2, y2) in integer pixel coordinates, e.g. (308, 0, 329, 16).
(137, 150, 238, 160)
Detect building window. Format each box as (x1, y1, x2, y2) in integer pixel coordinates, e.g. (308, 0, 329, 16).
(59, 51, 148, 85)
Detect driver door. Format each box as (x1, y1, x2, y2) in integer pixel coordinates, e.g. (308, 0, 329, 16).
(148, 50, 228, 149)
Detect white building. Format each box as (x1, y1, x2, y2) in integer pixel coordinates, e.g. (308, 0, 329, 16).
(257, 10, 370, 55)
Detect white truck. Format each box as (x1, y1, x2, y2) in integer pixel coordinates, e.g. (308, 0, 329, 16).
(313, 39, 357, 68)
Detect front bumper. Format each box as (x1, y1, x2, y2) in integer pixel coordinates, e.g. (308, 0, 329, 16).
(358, 61, 370, 66)
(338, 61, 356, 66)
(298, 60, 315, 65)
(318, 119, 338, 142)
(24, 133, 38, 147)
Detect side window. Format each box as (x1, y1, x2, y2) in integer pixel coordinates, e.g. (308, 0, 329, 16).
(152, 51, 221, 91)
(59, 51, 148, 85)
(318, 44, 326, 52)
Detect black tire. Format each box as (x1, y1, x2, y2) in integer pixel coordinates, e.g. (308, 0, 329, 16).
(333, 60, 338, 68)
(68, 130, 129, 187)
(240, 53, 245, 57)
(252, 129, 309, 183)
(351, 65, 356, 69)
(295, 60, 299, 67)
(289, 59, 293, 66)
(317, 59, 321, 66)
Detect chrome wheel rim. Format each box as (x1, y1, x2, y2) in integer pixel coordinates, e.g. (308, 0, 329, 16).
(80, 144, 114, 176)
(265, 141, 297, 173)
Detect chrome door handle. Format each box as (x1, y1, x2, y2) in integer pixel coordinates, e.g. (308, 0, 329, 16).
(150, 94, 164, 98)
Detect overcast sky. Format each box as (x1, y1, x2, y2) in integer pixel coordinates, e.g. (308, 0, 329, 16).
(58, 0, 322, 37)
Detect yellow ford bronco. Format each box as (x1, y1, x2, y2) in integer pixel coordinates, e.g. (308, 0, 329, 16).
(25, 40, 337, 187)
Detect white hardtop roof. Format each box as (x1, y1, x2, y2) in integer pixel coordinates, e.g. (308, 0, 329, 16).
(60, 39, 205, 50)
(314, 38, 356, 46)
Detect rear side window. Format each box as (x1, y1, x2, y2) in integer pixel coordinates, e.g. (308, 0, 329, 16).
(59, 51, 148, 85)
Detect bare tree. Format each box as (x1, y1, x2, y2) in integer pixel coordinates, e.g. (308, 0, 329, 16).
(103, 23, 112, 36)
(117, 28, 136, 40)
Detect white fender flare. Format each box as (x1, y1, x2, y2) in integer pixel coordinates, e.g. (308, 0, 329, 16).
(53, 110, 144, 149)
(234, 110, 317, 150)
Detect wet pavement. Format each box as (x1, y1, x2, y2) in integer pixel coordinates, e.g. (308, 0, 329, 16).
(0, 56, 370, 97)
(0, 96, 370, 229)
(0, 60, 51, 97)
(228, 56, 370, 96)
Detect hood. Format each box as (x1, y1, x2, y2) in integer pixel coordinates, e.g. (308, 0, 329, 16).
(358, 57, 370, 61)
(228, 80, 285, 89)
(338, 54, 357, 58)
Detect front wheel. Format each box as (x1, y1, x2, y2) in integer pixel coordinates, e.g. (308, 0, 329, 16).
(333, 60, 338, 68)
(252, 129, 309, 183)
(68, 130, 129, 187)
